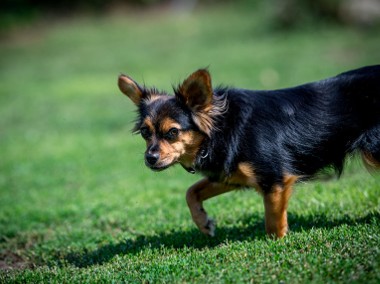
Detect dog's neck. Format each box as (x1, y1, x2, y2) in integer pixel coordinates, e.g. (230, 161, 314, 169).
(181, 139, 210, 174)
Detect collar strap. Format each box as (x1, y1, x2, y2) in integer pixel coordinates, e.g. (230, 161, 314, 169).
(182, 165, 196, 174)
(199, 148, 209, 159)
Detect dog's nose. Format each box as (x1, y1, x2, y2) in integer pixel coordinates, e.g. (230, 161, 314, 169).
(145, 152, 159, 166)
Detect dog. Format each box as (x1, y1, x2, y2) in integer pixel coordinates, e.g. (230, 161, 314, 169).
(118, 65, 380, 238)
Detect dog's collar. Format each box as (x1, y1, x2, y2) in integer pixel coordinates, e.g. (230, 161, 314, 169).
(182, 143, 209, 174)
(183, 165, 196, 174)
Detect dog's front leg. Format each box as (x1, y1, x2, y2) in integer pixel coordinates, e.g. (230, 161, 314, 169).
(186, 178, 233, 236)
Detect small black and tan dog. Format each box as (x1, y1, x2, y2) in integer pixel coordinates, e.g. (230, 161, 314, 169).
(118, 66, 380, 238)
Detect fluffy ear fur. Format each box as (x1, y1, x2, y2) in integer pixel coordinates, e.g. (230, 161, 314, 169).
(118, 74, 144, 105)
(176, 69, 227, 136)
(177, 69, 213, 112)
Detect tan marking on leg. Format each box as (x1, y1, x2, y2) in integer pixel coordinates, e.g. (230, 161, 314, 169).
(264, 174, 298, 238)
(362, 151, 380, 170)
(186, 178, 234, 236)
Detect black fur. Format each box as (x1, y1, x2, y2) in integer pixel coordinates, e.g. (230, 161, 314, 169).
(118, 65, 380, 237)
(191, 65, 380, 190)
(123, 65, 380, 192)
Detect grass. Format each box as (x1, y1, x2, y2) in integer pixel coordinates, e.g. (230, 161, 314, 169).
(1, 3, 380, 283)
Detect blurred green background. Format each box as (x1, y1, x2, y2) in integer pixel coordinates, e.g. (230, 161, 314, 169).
(1, 0, 380, 282)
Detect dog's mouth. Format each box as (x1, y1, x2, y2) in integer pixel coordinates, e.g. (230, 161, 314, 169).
(145, 160, 175, 172)
(148, 164, 171, 172)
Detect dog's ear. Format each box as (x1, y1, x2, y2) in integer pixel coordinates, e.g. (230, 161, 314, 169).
(118, 74, 144, 105)
(177, 69, 213, 111)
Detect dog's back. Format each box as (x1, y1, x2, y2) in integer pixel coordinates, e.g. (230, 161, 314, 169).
(300, 65, 380, 174)
(209, 65, 380, 181)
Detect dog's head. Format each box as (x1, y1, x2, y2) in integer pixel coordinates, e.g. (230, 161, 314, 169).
(118, 69, 225, 171)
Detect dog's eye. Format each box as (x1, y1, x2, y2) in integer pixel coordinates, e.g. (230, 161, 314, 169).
(140, 127, 151, 139)
(165, 128, 179, 140)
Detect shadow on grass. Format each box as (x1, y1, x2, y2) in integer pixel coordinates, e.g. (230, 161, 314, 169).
(63, 211, 379, 268)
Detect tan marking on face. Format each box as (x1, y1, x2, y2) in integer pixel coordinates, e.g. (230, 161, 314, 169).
(155, 140, 175, 166)
(141, 117, 155, 150)
(176, 131, 205, 168)
(160, 118, 181, 134)
(142, 117, 154, 133)
(149, 129, 205, 169)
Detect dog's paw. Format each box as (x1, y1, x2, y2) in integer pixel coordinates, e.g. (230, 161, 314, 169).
(200, 218, 216, 237)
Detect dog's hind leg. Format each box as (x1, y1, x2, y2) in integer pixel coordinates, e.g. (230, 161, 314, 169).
(360, 126, 380, 171)
(263, 175, 298, 238)
(362, 151, 380, 170)
(186, 178, 234, 236)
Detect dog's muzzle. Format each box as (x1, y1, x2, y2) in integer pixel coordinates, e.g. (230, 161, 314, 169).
(145, 152, 159, 166)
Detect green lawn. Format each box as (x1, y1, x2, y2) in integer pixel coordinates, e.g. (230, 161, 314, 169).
(1, 3, 380, 283)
